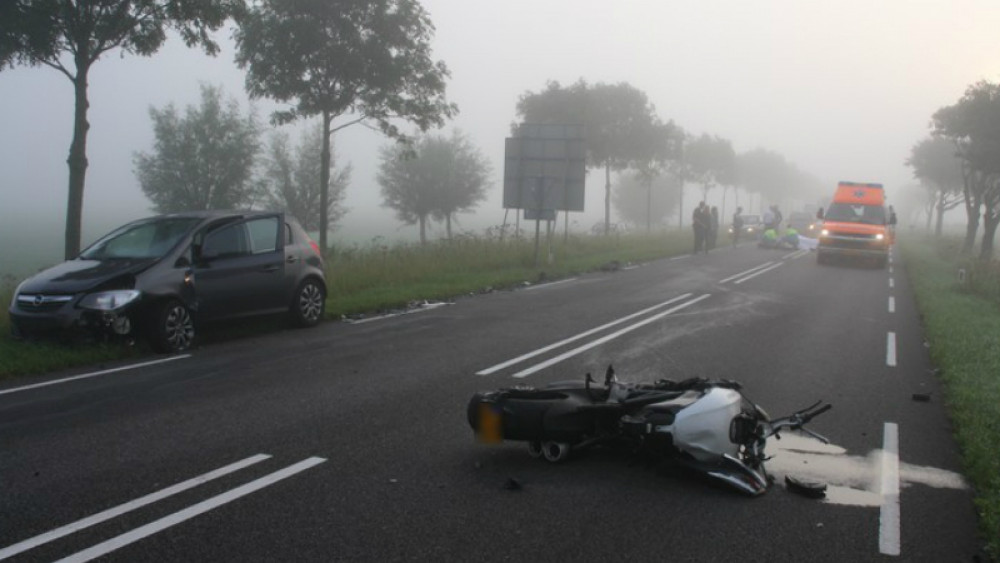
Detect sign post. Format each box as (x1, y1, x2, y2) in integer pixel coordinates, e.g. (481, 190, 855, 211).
(503, 124, 586, 266)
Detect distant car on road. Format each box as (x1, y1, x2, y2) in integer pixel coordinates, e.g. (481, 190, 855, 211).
(788, 211, 821, 236)
(729, 214, 764, 238)
(8, 211, 327, 353)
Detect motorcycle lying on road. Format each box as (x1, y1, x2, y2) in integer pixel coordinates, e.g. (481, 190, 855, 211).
(467, 367, 832, 496)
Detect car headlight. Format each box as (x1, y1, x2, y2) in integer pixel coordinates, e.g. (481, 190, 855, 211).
(875, 233, 884, 240)
(821, 229, 830, 237)
(9, 281, 26, 308)
(78, 290, 141, 311)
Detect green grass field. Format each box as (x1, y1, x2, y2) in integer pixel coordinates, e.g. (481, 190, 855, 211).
(898, 236, 1000, 558)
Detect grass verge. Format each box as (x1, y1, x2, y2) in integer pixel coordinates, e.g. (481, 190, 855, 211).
(324, 232, 690, 317)
(898, 235, 1000, 558)
(0, 231, 692, 380)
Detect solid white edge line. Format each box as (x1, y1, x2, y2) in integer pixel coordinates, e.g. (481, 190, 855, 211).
(0, 454, 271, 561)
(888, 296, 895, 313)
(55, 457, 326, 563)
(879, 422, 901, 556)
(512, 294, 711, 378)
(476, 294, 694, 375)
(733, 262, 784, 285)
(718, 262, 775, 284)
(0, 355, 193, 397)
(887, 332, 897, 367)
(346, 302, 453, 325)
(523, 278, 578, 291)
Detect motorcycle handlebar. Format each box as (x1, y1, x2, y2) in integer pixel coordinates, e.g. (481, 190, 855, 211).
(801, 403, 832, 424)
(766, 402, 832, 438)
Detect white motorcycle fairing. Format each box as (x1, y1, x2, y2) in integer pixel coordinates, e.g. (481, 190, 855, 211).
(656, 387, 744, 462)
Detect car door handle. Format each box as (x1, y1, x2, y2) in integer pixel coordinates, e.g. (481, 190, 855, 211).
(262, 265, 280, 273)
(286, 255, 298, 264)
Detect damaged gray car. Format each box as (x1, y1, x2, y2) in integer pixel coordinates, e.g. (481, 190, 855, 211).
(8, 211, 327, 353)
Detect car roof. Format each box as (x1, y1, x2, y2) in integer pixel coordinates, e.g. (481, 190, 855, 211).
(154, 210, 281, 220)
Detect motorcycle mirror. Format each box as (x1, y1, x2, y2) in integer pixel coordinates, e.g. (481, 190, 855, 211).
(604, 365, 616, 386)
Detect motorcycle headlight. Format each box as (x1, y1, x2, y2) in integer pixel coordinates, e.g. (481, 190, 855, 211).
(875, 233, 884, 240)
(821, 229, 830, 237)
(78, 290, 141, 311)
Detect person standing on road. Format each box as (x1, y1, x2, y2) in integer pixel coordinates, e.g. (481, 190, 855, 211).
(692, 202, 709, 254)
(708, 206, 720, 250)
(731, 206, 744, 247)
(762, 206, 775, 232)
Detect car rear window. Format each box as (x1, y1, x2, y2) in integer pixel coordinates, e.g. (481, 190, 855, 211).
(247, 217, 279, 254)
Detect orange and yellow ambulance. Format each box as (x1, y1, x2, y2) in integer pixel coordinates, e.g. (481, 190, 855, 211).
(816, 182, 892, 268)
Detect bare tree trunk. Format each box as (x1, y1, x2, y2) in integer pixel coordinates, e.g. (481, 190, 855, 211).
(604, 162, 611, 235)
(935, 190, 945, 236)
(677, 176, 685, 229)
(962, 171, 981, 255)
(980, 181, 1000, 260)
(721, 186, 727, 227)
(446, 213, 452, 239)
(319, 111, 332, 254)
(419, 214, 427, 244)
(980, 209, 999, 260)
(65, 59, 91, 259)
(646, 179, 652, 232)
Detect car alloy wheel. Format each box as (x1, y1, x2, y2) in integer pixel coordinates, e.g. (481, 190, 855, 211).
(155, 300, 194, 353)
(294, 279, 325, 327)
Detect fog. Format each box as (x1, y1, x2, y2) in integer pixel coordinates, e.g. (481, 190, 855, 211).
(2, 0, 999, 277)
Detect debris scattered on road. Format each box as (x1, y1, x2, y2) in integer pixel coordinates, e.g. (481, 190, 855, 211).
(785, 475, 827, 499)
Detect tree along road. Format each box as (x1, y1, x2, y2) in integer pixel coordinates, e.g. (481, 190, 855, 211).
(0, 244, 984, 562)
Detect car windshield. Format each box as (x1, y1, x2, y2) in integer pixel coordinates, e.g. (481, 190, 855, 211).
(823, 203, 886, 225)
(79, 217, 201, 260)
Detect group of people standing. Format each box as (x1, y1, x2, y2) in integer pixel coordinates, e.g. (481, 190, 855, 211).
(692, 203, 793, 254)
(691, 202, 720, 254)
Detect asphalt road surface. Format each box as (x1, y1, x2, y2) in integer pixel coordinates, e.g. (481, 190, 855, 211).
(0, 243, 985, 562)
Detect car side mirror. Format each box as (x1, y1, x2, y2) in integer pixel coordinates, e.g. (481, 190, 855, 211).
(174, 256, 191, 268)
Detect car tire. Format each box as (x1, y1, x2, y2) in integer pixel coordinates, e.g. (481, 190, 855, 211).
(291, 278, 325, 328)
(148, 299, 195, 353)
